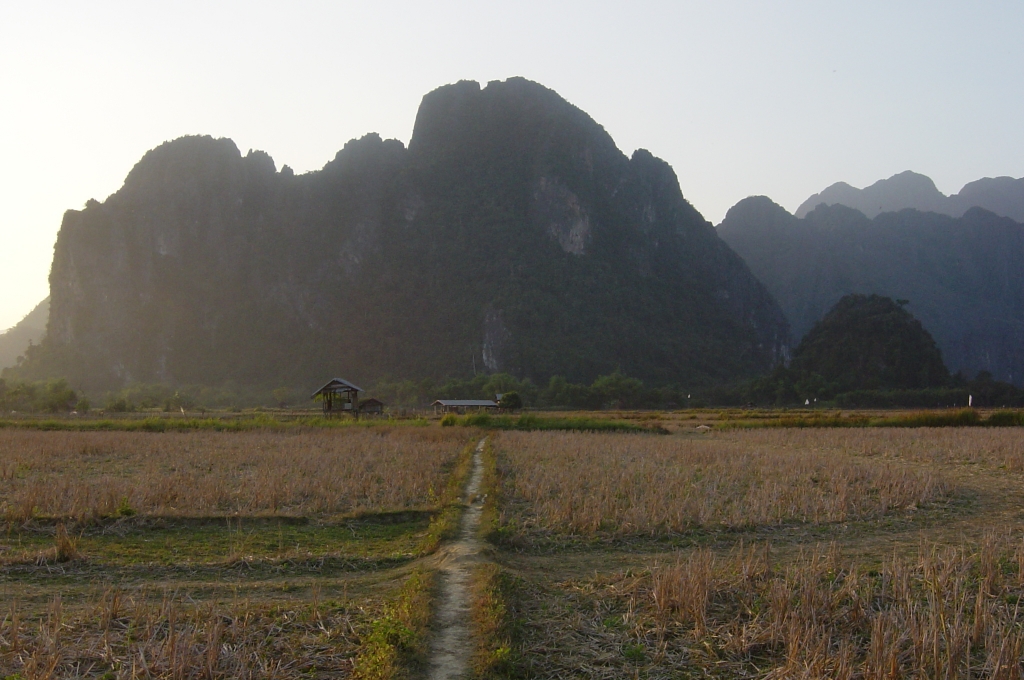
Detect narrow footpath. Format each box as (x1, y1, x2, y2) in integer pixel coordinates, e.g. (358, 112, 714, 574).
(426, 438, 487, 680)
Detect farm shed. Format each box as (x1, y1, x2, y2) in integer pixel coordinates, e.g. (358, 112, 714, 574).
(312, 378, 362, 416)
(360, 398, 385, 415)
(432, 399, 498, 414)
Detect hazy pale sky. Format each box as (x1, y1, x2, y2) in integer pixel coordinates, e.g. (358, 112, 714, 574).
(2, 1, 1023, 331)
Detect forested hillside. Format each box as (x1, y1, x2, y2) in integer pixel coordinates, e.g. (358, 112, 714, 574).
(788, 294, 950, 392)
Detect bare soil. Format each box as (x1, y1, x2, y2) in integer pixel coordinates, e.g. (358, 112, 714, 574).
(427, 438, 487, 680)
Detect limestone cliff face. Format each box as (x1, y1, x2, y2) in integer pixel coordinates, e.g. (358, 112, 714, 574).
(28, 78, 788, 391)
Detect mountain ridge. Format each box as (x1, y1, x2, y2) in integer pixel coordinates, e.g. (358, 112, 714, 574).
(795, 170, 1024, 221)
(718, 197, 1024, 385)
(11, 78, 789, 393)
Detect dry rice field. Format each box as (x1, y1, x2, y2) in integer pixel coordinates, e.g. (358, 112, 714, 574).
(0, 426, 474, 679)
(488, 427, 1024, 678)
(493, 430, 951, 537)
(6, 423, 1024, 678)
(0, 428, 466, 522)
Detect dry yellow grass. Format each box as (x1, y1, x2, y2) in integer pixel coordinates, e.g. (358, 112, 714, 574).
(641, 535, 1024, 677)
(0, 587, 367, 679)
(511, 535, 1024, 679)
(495, 431, 950, 535)
(729, 426, 1024, 471)
(0, 427, 469, 522)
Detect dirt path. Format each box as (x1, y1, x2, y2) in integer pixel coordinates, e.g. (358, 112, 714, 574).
(426, 438, 487, 680)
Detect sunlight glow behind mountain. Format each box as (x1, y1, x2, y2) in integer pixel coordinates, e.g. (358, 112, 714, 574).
(1, 1, 1023, 329)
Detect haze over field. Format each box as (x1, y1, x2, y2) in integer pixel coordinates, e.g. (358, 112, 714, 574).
(2, 1, 1024, 330)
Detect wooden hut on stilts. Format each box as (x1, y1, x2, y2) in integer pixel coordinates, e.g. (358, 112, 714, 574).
(312, 378, 362, 418)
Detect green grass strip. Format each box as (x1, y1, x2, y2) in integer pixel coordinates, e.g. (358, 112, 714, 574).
(439, 413, 657, 433)
(354, 568, 435, 680)
(721, 408, 1024, 429)
(0, 414, 430, 432)
(471, 564, 524, 679)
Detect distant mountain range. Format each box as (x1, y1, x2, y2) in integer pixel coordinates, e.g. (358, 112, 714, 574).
(8, 78, 787, 393)
(718, 198, 1024, 385)
(795, 170, 1024, 221)
(0, 298, 48, 371)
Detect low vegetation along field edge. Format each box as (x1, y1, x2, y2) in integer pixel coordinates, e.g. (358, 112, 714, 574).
(0, 414, 430, 432)
(353, 568, 437, 680)
(471, 563, 525, 679)
(721, 408, 1024, 429)
(4, 408, 1023, 433)
(416, 439, 479, 555)
(352, 438, 483, 679)
(440, 413, 660, 433)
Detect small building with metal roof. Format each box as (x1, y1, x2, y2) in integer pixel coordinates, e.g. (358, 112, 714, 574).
(431, 399, 499, 414)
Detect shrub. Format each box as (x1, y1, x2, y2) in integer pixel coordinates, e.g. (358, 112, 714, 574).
(877, 408, 981, 427)
(985, 410, 1024, 427)
(105, 397, 134, 413)
(498, 391, 522, 412)
(462, 413, 493, 427)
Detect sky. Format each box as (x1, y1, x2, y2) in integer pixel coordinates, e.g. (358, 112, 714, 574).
(1, 1, 1023, 331)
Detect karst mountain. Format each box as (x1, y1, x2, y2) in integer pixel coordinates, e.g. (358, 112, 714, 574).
(718, 197, 1024, 385)
(11, 78, 789, 392)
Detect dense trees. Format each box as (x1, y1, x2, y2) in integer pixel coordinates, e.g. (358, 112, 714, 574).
(742, 294, 1024, 407)
(0, 378, 78, 413)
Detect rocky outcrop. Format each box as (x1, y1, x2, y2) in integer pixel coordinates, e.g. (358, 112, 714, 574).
(21, 78, 789, 391)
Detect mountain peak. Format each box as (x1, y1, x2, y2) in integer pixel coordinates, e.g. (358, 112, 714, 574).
(795, 171, 947, 219)
(722, 196, 791, 224)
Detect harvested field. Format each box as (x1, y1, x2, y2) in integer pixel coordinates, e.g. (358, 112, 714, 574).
(9, 422, 1024, 678)
(0, 427, 469, 522)
(1, 586, 372, 679)
(509, 536, 1024, 679)
(494, 430, 950, 536)
(0, 426, 473, 679)
(645, 537, 1024, 677)
(484, 427, 1024, 678)
(736, 426, 1024, 471)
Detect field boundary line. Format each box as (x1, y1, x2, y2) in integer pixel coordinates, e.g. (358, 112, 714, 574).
(426, 437, 488, 679)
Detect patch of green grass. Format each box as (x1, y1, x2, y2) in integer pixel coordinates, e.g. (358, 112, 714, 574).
(720, 408, 1024, 429)
(354, 567, 435, 680)
(622, 642, 646, 664)
(0, 414, 430, 433)
(472, 563, 525, 679)
(441, 413, 656, 433)
(874, 408, 982, 427)
(413, 438, 481, 555)
(981, 410, 1024, 427)
(1, 516, 433, 569)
